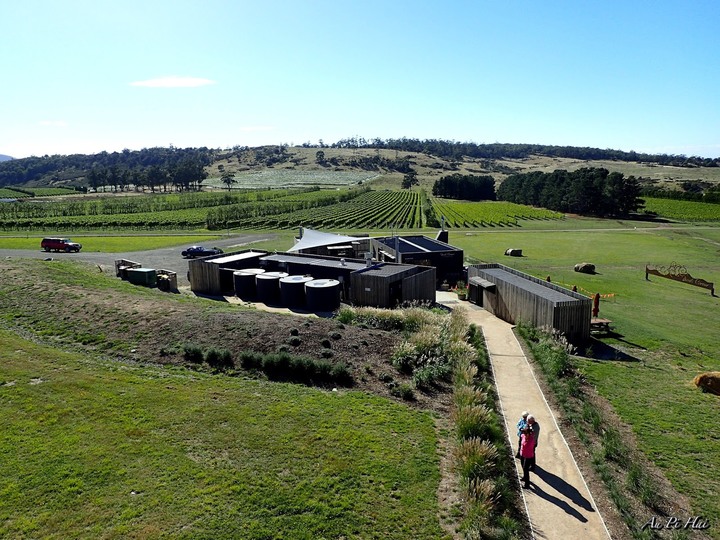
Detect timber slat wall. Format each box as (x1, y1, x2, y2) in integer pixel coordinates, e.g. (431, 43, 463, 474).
(188, 257, 221, 294)
(401, 268, 436, 304)
(469, 264, 591, 342)
(350, 266, 436, 308)
(189, 251, 267, 295)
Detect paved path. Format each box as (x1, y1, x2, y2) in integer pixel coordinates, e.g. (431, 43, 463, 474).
(437, 293, 611, 540)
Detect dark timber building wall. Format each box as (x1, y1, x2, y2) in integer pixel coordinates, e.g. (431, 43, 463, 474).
(189, 250, 436, 308)
(370, 235, 463, 286)
(188, 250, 267, 295)
(468, 264, 592, 342)
(350, 264, 436, 308)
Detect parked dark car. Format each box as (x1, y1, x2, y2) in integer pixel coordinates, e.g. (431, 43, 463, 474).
(41, 237, 82, 252)
(181, 246, 224, 258)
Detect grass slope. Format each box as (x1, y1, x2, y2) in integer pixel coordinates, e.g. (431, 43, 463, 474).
(0, 328, 445, 539)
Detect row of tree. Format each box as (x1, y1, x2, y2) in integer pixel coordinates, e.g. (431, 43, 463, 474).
(84, 158, 209, 193)
(0, 147, 213, 188)
(497, 168, 644, 217)
(431, 173, 496, 201)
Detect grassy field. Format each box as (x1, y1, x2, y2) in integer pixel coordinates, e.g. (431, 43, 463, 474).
(0, 328, 445, 539)
(204, 169, 379, 189)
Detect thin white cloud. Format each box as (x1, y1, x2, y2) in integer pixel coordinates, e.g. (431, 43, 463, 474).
(130, 76, 216, 88)
(38, 120, 68, 127)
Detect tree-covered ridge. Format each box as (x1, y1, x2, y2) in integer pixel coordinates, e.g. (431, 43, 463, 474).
(3, 138, 719, 190)
(431, 173, 496, 201)
(0, 147, 213, 188)
(327, 138, 720, 168)
(497, 167, 644, 217)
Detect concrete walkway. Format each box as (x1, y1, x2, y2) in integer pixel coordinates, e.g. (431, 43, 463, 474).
(437, 293, 611, 540)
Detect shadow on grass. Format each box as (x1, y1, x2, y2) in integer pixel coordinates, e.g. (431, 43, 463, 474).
(584, 338, 643, 362)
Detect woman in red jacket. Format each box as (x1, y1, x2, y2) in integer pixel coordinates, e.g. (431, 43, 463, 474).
(519, 426, 536, 489)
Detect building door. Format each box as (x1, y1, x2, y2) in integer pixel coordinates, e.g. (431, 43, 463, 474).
(389, 281, 402, 307)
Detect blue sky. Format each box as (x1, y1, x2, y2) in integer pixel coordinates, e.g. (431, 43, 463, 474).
(2, 0, 719, 158)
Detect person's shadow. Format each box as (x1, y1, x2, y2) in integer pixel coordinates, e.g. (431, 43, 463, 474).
(533, 465, 595, 512)
(527, 481, 589, 522)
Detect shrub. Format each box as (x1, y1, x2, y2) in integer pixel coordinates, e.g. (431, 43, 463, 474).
(239, 350, 262, 369)
(335, 308, 355, 324)
(412, 363, 451, 389)
(378, 372, 394, 384)
(390, 341, 416, 373)
(237, 351, 354, 387)
(288, 336, 302, 346)
(330, 362, 353, 386)
(390, 383, 415, 401)
(205, 348, 233, 370)
(582, 402, 602, 434)
(183, 344, 204, 364)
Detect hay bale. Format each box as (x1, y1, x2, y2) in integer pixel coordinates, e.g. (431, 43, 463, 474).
(574, 262, 596, 274)
(693, 371, 720, 396)
(505, 248, 522, 257)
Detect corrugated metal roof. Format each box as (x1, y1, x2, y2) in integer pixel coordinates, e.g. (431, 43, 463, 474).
(210, 251, 265, 265)
(477, 267, 578, 303)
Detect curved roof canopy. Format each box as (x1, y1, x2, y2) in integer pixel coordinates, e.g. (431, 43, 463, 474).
(287, 228, 360, 252)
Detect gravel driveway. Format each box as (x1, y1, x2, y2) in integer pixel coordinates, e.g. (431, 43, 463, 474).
(0, 233, 278, 288)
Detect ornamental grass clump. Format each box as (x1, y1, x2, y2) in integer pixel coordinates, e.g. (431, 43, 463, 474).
(453, 385, 488, 410)
(452, 404, 496, 441)
(454, 438, 499, 485)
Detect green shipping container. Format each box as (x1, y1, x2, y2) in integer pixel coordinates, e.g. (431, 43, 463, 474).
(126, 267, 157, 287)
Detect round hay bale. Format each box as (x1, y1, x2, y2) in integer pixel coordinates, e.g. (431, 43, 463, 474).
(693, 371, 720, 396)
(574, 262, 596, 274)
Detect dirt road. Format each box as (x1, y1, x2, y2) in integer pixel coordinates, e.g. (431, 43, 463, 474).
(0, 233, 277, 287)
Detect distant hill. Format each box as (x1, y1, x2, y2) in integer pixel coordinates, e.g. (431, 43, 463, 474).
(0, 154, 12, 162)
(0, 140, 718, 192)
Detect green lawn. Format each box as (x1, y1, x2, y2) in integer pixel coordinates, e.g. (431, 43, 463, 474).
(0, 328, 445, 540)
